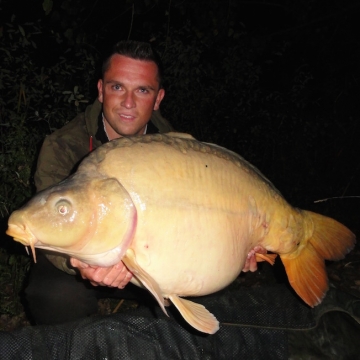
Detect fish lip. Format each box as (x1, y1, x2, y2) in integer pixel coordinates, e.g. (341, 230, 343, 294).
(6, 223, 37, 246)
(6, 223, 38, 262)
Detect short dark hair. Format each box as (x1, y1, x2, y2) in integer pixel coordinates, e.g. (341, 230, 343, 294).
(101, 40, 164, 88)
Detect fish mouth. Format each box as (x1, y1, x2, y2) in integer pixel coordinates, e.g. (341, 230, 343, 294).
(6, 223, 38, 262)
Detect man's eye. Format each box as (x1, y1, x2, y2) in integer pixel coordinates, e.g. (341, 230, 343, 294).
(139, 88, 149, 94)
(112, 84, 122, 90)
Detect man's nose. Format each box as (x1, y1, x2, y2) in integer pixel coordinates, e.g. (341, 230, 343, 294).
(121, 92, 135, 108)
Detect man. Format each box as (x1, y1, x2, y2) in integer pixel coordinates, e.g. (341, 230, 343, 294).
(25, 40, 174, 325)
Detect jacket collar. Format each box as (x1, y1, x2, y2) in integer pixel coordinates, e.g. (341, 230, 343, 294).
(85, 99, 106, 150)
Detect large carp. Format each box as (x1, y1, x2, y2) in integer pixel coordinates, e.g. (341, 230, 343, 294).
(6, 133, 355, 334)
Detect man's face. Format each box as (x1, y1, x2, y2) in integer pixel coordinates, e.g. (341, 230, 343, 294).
(97, 54, 165, 140)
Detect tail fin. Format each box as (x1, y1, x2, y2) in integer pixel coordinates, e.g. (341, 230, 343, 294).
(280, 210, 356, 307)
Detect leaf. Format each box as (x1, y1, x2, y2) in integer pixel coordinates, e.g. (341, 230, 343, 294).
(18, 25, 25, 37)
(42, 0, 53, 16)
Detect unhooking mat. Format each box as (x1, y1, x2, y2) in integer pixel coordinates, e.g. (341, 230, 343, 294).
(0, 284, 359, 360)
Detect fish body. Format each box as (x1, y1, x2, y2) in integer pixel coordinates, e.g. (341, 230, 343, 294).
(6, 133, 356, 334)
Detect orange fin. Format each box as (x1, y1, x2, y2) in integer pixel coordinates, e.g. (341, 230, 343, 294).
(255, 253, 277, 265)
(281, 210, 356, 307)
(169, 294, 219, 334)
(281, 243, 329, 307)
(305, 211, 356, 260)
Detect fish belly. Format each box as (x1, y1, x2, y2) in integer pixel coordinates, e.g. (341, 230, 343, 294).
(130, 208, 250, 297)
(96, 140, 272, 297)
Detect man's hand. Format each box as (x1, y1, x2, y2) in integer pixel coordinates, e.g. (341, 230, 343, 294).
(70, 258, 133, 289)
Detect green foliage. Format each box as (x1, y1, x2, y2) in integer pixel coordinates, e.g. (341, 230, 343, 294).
(42, 0, 53, 15)
(0, 16, 98, 215)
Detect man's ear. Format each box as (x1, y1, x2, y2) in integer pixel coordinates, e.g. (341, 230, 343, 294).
(97, 79, 104, 103)
(153, 88, 165, 110)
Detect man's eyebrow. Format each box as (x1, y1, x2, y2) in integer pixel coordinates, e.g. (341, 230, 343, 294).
(105, 80, 123, 85)
(138, 85, 156, 91)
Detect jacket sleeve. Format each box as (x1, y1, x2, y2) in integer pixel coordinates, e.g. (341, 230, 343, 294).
(45, 254, 77, 275)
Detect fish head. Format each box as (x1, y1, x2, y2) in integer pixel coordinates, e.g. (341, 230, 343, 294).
(6, 174, 137, 265)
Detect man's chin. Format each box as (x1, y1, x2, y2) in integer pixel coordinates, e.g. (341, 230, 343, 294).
(118, 126, 147, 137)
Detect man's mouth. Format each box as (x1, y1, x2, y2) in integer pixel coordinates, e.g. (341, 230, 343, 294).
(119, 113, 136, 121)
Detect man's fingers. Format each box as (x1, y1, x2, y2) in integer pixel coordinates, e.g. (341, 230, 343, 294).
(69, 259, 132, 288)
(70, 258, 89, 269)
(103, 264, 131, 287)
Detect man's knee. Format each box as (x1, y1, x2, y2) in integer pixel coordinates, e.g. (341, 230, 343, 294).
(25, 253, 98, 325)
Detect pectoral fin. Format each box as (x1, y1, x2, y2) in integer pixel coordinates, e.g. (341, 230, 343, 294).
(123, 248, 167, 315)
(169, 294, 219, 334)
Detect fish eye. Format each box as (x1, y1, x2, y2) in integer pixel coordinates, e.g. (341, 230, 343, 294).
(55, 200, 71, 216)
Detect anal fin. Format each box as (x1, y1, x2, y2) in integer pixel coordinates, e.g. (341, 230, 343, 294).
(169, 294, 219, 334)
(255, 253, 277, 265)
(243, 246, 277, 272)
